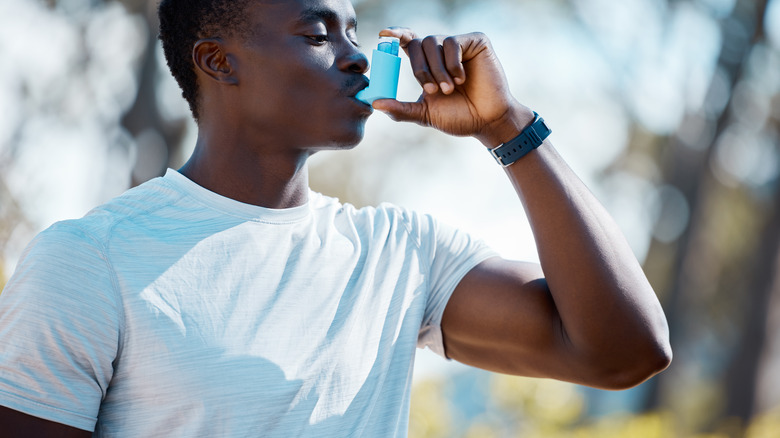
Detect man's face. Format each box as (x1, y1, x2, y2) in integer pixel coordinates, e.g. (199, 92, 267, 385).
(226, 0, 372, 151)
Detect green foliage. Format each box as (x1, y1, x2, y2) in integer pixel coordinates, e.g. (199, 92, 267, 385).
(490, 374, 585, 435)
(408, 379, 455, 438)
(409, 375, 780, 438)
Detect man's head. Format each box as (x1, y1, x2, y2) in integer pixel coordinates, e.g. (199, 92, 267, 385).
(158, 0, 371, 150)
(158, 0, 253, 121)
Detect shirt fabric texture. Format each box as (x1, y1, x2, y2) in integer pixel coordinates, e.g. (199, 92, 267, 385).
(0, 169, 496, 437)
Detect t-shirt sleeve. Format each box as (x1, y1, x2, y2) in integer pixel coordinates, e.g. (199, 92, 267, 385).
(412, 213, 498, 358)
(0, 221, 121, 432)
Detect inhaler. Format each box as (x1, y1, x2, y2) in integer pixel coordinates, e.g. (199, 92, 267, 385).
(356, 37, 401, 105)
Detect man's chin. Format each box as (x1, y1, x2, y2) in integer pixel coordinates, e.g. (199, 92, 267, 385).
(319, 138, 362, 151)
(302, 117, 370, 152)
(320, 125, 366, 150)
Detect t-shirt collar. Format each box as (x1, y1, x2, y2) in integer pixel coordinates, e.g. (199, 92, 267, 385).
(163, 168, 312, 223)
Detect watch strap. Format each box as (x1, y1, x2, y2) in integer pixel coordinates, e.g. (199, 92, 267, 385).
(489, 112, 551, 167)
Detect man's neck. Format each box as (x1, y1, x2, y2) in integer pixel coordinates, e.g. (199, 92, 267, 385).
(178, 131, 312, 210)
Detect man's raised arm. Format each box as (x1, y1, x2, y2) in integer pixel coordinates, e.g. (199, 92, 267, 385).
(373, 28, 672, 390)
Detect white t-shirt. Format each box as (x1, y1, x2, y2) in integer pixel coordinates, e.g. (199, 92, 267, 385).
(0, 169, 496, 437)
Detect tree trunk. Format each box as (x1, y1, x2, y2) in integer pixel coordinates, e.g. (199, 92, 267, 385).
(642, 0, 768, 412)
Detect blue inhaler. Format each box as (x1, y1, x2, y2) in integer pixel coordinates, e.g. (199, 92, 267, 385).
(356, 37, 401, 105)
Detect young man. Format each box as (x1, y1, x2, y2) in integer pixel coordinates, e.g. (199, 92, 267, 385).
(0, 0, 671, 436)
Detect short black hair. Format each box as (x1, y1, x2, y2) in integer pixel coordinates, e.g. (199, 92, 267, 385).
(158, 0, 252, 121)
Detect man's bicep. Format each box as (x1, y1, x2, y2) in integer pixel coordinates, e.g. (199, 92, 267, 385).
(440, 257, 576, 379)
(0, 406, 91, 438)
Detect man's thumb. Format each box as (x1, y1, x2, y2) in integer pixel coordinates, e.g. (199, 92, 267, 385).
(372, 99, 427, 125)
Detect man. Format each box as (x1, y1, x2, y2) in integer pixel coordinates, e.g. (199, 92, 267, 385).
(0, 0, 671, 436)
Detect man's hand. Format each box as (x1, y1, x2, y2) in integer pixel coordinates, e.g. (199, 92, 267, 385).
(372, 28, 534, 147)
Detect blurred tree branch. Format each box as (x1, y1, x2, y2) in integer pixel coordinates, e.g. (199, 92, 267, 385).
(118, 0, 187, 186)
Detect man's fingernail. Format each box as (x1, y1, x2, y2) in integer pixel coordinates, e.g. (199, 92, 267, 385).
(440, 82, 452, 94)
(423, 83, 438, 94)
(454, 77, 465, 85)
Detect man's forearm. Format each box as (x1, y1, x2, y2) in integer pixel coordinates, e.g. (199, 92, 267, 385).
(494, 108, 671, 387)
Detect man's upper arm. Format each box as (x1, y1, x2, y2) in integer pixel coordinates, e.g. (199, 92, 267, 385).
(440, 257, 583, 382)
(0, 222, 119, 431)
(0, 406, 91, 438)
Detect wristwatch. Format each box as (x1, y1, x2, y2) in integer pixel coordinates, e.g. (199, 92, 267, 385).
(489, 112, 551, 167)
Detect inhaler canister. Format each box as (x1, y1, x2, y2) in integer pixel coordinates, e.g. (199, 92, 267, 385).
(356, 37, 401, 105)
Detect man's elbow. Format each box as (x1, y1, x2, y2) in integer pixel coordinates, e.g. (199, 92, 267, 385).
(595, 339, 673, 390)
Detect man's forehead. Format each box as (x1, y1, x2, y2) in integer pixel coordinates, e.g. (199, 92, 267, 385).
(249, 0, 357, 23)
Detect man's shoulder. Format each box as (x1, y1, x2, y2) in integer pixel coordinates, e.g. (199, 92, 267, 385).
(42, 175, 178, 246)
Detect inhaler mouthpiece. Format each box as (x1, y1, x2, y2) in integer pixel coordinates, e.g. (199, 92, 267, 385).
(356, 37, 401, 105)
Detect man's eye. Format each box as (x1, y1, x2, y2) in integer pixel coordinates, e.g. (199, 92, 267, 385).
(308, 35, 328, 44)
(347, 31, 360, 48)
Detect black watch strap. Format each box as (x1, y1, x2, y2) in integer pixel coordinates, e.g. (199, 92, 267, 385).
(489, 112, 551, 167)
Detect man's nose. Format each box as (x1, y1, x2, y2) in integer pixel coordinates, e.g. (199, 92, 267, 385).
(338, 45, 369, 74)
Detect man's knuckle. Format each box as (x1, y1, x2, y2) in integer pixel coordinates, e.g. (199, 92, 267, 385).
(472, 32, 493, 49)
(443, 36, 458, 46)
(421, 35, 441, 47)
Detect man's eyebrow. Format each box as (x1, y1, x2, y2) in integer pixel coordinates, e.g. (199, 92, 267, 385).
(296, 7, 357, 28)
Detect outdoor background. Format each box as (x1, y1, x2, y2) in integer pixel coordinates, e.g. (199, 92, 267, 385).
(1, 0, 779, 436)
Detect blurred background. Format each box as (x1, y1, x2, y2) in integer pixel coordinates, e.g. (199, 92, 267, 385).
(1, 0, 779, 436)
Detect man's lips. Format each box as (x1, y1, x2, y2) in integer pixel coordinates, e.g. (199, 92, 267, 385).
(347, 76, 370, 98)
(351, 81, 373, 110)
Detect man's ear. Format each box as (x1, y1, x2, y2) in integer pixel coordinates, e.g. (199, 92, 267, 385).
(192, 38, 238, 85)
